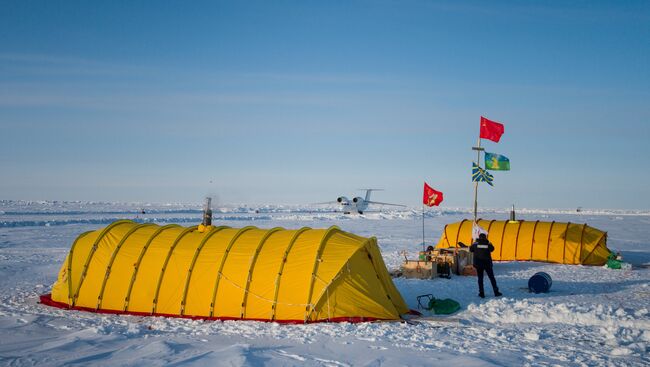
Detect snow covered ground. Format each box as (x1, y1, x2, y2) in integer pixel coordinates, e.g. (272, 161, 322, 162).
(0, 201, 648, 366)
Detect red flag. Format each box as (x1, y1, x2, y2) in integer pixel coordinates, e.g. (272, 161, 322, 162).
(423, 182, 443, 207)
(480, 116, 505, 142)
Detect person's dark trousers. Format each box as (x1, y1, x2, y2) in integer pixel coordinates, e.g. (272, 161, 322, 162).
(475, 264, 499, 295)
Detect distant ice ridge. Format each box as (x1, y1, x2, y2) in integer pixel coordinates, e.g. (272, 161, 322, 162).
(1, 201, 648, 229)
(0, 215, 277, 228)
(2, 200, 648, 215)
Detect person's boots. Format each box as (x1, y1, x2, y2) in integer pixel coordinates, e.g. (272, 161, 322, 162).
(478, 292, 485, 298)
(494, 289, 503, 297)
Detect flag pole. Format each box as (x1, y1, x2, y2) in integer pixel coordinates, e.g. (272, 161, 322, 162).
(422, 203, 425, 252)
(472, 136, 484, 223)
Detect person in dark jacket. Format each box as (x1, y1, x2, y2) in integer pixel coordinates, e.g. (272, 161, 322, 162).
(469, 233, 503, 298)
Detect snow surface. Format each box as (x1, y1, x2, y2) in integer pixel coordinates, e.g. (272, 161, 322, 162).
(0, 201, 648, 366)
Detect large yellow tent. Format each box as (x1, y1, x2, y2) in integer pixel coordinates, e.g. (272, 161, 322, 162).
(435, 219, 611, 265)
(41, 220, 409, 323)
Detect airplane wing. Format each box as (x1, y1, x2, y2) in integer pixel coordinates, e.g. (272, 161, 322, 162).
(311, 201, 341, 205)
(366, 201, 406, 207)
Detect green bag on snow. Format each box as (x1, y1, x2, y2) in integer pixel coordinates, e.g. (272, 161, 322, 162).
(427, 297, 461, 315)
(606, 253, 622, 269)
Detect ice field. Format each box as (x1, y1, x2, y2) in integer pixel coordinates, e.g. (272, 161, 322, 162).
(0, 201, 648, 366)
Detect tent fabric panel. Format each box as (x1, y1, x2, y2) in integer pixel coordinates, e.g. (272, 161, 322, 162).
(365, 239, 409, 314)
(243, 230, 294, 319)
(267, 227, 310, 321)
(51, 231, 95, 304)
(514, 222, 534, 261)
(453, 220, 471, 247)
(100, 225, 158, 311)
(239, 228, 283, 319)
(580, 227, 605, 264)
(591, 236, 610, 265)
(488, 221, 507, 261)
(274, 229, 325, 321)
(312, 249, 398, 321)
(59, 232, 99, 304)
(582, 232, 610, 265)
(563, 223, 584, 264)
(50, 253, 72, 304)
(155, 231, 201, 315)
(213, 229, 267, 318)
(178, 226, 230, 316)
(127, 227, 184, 312)
(500, 221, 519, 261)
(75, 224, 132, 308)
(306, 230, 365, 321)
(182, 229, 232, 317)
(547, 222, 568, 264)
(531, 222, 552, 261)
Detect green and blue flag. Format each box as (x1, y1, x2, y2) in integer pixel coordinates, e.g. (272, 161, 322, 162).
(472, 162, 494, 186)
(485, 152, 510, 171)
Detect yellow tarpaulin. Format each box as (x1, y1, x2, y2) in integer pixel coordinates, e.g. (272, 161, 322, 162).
(45, 220, 408, 323)
(435, 219, 611, 265)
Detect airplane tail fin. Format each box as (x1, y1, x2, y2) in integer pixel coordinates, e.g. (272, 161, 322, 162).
(358, 188, 383, 202)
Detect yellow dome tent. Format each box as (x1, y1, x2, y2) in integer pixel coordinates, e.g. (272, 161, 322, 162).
(435, 219, 611, 265)
(41, 220, 409, 323)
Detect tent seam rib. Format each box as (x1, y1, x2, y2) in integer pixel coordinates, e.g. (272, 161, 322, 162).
(304, 226, 339, 323)
(240, 227, 283, 319)
(151, 226, 198, 314)
(122, 224, 181, 311)
(209, 226, 256, 318)
(71, 220, 132, 307)
(65, 231, 93, 307)
(96, 223, 154, 310)
(179, 226, 229, 316)
(546, 221, 556, 262)
(270, 227, 310, 321)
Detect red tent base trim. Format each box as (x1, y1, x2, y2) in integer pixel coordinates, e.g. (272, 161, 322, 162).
(39, 294, 412, 324)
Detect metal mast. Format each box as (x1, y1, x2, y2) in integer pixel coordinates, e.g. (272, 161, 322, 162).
(472, 136, 484, 222)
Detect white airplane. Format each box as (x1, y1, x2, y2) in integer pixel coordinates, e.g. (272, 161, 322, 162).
(315, 189, 405, 214)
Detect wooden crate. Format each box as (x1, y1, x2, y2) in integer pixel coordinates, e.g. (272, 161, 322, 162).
(400, 260, 437, 279)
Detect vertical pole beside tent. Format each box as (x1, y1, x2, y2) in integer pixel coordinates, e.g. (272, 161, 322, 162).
(473, 137, 482, 223)
(422, 204, 425, 252)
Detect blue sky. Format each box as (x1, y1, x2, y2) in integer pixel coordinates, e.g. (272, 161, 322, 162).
(1, 1, 649, 209)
